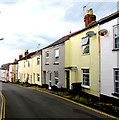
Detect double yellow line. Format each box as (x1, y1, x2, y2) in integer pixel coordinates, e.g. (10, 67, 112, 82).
(0, 92, 5, 120)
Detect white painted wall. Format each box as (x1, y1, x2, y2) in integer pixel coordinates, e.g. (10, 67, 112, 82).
(100, 18, 119, 99)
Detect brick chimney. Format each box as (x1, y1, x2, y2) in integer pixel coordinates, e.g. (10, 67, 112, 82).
(19, 54, 23, 60)
(24, 50, 29, 56)
(84, 8, 96, 27)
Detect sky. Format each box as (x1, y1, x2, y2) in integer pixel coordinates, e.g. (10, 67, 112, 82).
(0, 0, 118, 66)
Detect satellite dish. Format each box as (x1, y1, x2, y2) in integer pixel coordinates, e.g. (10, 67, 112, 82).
(86, 31, 96, 37)
(98, 29, 108, 36)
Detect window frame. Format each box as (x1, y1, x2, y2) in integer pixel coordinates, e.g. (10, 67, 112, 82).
(113, 24, 119, 49)
(114, 68, 119, 94)
(45, 51, 49, 65)
(37, 57, 40, 65)
(54, 71, 59, 85)
(28, 61, 30, 67)
(37, 74, 40, 82)
(81, 37, 90, 55)
(82, 69, 90, 88)
(54, 49, 59, 64)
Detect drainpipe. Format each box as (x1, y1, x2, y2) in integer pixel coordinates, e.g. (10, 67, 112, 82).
(98, 24, 101, 98)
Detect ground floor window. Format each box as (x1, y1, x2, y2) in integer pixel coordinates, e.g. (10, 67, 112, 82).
(82, 69, 90, 87)
(114, 69, 119, 93)
(37, 74, 40, 81)
(54, 71, 59, 84)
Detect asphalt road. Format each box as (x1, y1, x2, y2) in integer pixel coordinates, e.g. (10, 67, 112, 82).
(1, 82, 117, 119)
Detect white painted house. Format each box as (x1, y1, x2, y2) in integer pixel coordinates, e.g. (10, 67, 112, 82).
(99, 11, 119, 99)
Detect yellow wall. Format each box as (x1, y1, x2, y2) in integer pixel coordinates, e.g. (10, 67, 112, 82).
(20, 52, 42, 85)
(31, 54, 42, 85)
(65, 25, 100, 97)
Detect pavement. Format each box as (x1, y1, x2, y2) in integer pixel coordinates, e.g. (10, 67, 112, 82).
(1, 82, 118, 119)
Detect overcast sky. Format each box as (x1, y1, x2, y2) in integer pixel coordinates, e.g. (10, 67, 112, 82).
(0, 0, 118, 66)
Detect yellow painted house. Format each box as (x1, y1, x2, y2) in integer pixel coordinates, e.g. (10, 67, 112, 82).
(19, 50, 42, 85)
(31, 50, 42, 85)
(65, 24, 100, 97)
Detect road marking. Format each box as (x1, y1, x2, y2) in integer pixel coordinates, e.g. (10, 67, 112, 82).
(0, 91, 6, 120)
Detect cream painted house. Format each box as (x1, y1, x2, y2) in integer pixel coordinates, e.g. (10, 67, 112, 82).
(18, 50, 42, 85)
(65, 25, 100, 97)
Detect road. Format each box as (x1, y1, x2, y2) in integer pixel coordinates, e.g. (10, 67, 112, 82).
(1, 82, 117, 119)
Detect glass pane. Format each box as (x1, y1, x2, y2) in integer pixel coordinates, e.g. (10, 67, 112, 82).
(81, 37, 89, 46)
(46, 52, 49, 57)
(82, 45, 89, 54)
(83, 69, 89, 73)
(114, 25, 119, 37)
(55, 49, 59, 57)
(115, 37, 119, 48)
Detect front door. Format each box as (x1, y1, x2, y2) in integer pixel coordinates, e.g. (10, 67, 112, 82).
(43, 71, 46, 84)
(49, 73, 52, 89)
(66, 71, 70, 89)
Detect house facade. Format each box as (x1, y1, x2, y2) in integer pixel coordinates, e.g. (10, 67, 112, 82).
(31, 50, 42, 85)
(42, 37, 67, 89)
(18, 50, 42, 85)
(100, 11, 119, 99)
(65, 25, 100, 97)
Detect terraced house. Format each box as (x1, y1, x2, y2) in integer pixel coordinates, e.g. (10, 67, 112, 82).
(18, 50, 42, 85)
(64, 9, 100, 97)
(99, 11, 119, 100)
(42, 37, 68, 89)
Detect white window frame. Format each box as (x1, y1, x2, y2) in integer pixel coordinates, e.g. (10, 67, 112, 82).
(81, 37, 90, 54)
(54, 71, 59, 84)
(54, 49, 59, 63)
(113, 24, 119, 49)
(114, 69, 119, 94)
(82, 69, 90, 88)
(45, 51, 49, 64)
(37, 57, 40, 65)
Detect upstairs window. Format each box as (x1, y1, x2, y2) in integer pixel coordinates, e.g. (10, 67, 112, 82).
(81, 37, 90, 54)
(45, 51, 49, 64)
(54, 49, 59, 64)
(114, 69, 119, 93)
(54, 71, 59, 84)
(28, 61, 30, 67)
(114, 25, 119, 49)
(37, 57, 40, 65)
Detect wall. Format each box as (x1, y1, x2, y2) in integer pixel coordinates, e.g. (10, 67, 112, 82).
(65, 25, 100, 97)
(42, 43, 65, 88)
(100, 18, 119, 99)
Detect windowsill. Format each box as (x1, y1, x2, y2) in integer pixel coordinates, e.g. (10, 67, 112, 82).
(112, 48, 119, 51)
(54, 62, 59, 65)
(45, 63, 49, 65)
(82, 53, 90, 56)
(112, 93, 119, 97)
(81, 85, 90, 89)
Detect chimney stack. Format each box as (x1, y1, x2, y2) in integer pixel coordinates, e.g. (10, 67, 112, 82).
(24, 50, 29, 56)
(84, 8, 96, 27)
(19, 54, 23, 60)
